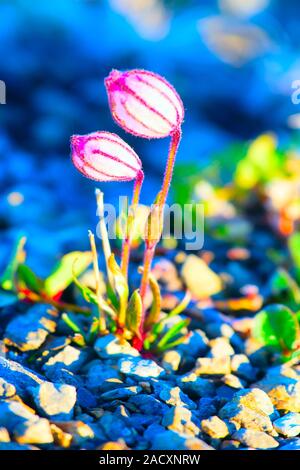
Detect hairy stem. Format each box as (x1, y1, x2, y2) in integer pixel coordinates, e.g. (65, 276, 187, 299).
(139, 128, 182, 335)
(121, 170, 144, 279)
(159, 127, 182, 209)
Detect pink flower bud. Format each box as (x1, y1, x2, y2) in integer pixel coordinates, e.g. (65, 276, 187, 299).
(105, 69, 184, 139)
(71, 131, 142, 182)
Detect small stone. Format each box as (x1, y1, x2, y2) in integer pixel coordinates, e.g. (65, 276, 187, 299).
(181, 255, 222, 299)
(44, 368, 83, 387)
(152, 382, 196, 409)
(37, 336, 71, 361)
(0, 357, 43, 398)
(29, 382, 77, 420)
(219, 403, 273, 433)
(178, 373, 215, 398)
(94, 334, 139, 359)
(0, 399, 54, 445)
(222, 374, 245, 389)
(0, 377, 16, 398)
(205, 322, 235, 339)
(128, 395, 168, 416)
(162, 406, 199, 436)
(0, 428, 10, 443)
(232, 429, 279, 449)
(118, 357, 164, 380)
(254, 373, 300, 412)
(14, 418, 53, 445)
(161, 350, 181, 372)
(231, 355, 257, 382)
(151, 430, 214, 450)
(273, 412, 300, 437)
(194, 357, 231, 376)
(54, 421, 94, 445)
(101, 386, 141, 401)
(85, 361, 121, 392)
(4, 305, 57, 352)
(42, 345, 88, 378)
(208, 337, 235, 358)
(232, 388, 274, 416)
(50, 423, 72, 448)
(201, 416, 229, 439)
(206, 324, 243, 353)
(0, 400, 36, 432)
(177, 329, 208, 357)
(98, 413, 136, 445)
(277, 366, 300, 380)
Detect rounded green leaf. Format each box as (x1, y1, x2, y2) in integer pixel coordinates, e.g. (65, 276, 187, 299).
(253, 304, 299, 352)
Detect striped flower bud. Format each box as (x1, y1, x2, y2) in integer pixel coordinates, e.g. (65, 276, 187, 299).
(71, 131, 142, 182)
(105, 69, 184, 139)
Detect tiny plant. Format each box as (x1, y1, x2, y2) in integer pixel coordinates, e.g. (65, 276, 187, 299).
(253, 304, 300, 363)
(69, 69, 188, 352)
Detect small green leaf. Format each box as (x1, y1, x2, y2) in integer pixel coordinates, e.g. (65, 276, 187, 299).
(17, 264, 44, 294)
(150, 291, 191, 339)
(126, 289, 143, 337)
(253, 304, 299, 352)
(108, 254, 129, 326)
(166, 291, 192, 319)
(61, 312, 84, 335)
(44, 251, 93, 298)
(72, 268, 116, 319)
(73, 274, 98, 305)
(88, 317, 100, 343)
(157, 333, 190, 352)
(0, 235, 26, 291)
(156, 318, 190, 351)
(143, 272, 162, 330)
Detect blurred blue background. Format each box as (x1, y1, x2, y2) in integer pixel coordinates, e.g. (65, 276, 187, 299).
(0, 0, 299, 275)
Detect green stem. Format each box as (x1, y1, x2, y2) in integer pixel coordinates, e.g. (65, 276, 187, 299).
(139, 244, 155, 332)
(95, 189, 114, 290)
(88, 230, 107, 333)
